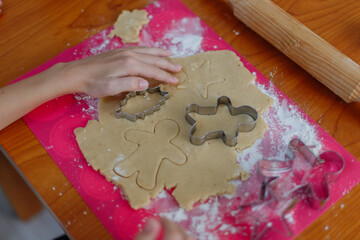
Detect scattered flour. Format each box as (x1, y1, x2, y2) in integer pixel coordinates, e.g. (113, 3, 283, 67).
(162, 17, 203, 57)
(157, 190, 168, 199)
(74, 93, 99, 119)
(236, 81, 322, 175)
(285, 211, 295, 225)
(140, 17, 204, 57)
(167, 34, 203, 57)
(219, 224, 237, 234)
(258, 81, 322, 157)
(90, 38, 110, 55)
(160, 208, 188, 222)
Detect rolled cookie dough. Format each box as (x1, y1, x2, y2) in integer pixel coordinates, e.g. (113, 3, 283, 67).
(108, 9, 149, 43)
(75, 50, 274, 210)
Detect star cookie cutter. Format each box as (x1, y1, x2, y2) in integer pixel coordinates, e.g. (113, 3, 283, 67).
(185, 96, 258, 147)
(115, 86, 169, 121)
(239, 139, 345, 239)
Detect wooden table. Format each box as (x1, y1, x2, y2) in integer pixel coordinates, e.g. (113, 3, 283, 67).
(1, 0, 360, 239)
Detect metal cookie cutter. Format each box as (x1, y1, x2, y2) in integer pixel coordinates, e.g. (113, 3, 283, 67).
(241, 139, 345, 239)
(239, 139, 345, 240)
(185, 96, 258, 147)
(115, 86, 169, 121)
(259, 138, 345, 209)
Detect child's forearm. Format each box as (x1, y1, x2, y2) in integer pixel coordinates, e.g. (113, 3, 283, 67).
(0, 64, 70, 130)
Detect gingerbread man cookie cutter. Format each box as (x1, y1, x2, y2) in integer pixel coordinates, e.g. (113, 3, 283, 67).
(185, 96, 258, 147)
(115, 86, 169, 121)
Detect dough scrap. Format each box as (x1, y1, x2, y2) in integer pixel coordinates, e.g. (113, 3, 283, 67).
(108, 10, 149, 43)
(75, 50, 274, 210)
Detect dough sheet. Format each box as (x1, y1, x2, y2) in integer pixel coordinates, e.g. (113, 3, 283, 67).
(75, 50, 274, 210)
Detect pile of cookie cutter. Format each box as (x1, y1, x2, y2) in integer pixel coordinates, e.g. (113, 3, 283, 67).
(115, 86, 169, 121)
(238, 138, 345, 239)
(185, 96, 258, 147)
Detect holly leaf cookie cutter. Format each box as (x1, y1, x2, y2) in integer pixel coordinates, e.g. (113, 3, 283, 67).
(185, 96, 258, 147)
(115, 86, 169, 121)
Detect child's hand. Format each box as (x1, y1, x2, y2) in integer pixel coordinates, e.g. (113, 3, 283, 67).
(135, 217, 194, 240)
(0, 47, 182, 130)
(57, 46, 182, 98)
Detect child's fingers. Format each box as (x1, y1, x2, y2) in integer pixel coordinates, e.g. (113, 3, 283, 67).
(110, 49, 181, 73)
(131, 52, 182, 73)
(111, 58, 178, 85)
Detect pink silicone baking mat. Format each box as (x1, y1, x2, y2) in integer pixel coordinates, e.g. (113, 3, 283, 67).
(12, 0, 360, 239)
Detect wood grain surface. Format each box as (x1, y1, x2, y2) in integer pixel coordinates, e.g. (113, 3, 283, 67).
(228, 0, 360, 103)
(0, 0, 360, 239)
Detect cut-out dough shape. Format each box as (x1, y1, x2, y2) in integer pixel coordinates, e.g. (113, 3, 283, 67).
(108, 9, 149, 43)
(177, 58, 225, 99)
(113, 119, 187, 190)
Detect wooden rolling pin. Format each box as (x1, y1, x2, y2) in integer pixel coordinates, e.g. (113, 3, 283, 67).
(224, 0, 360, 103)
